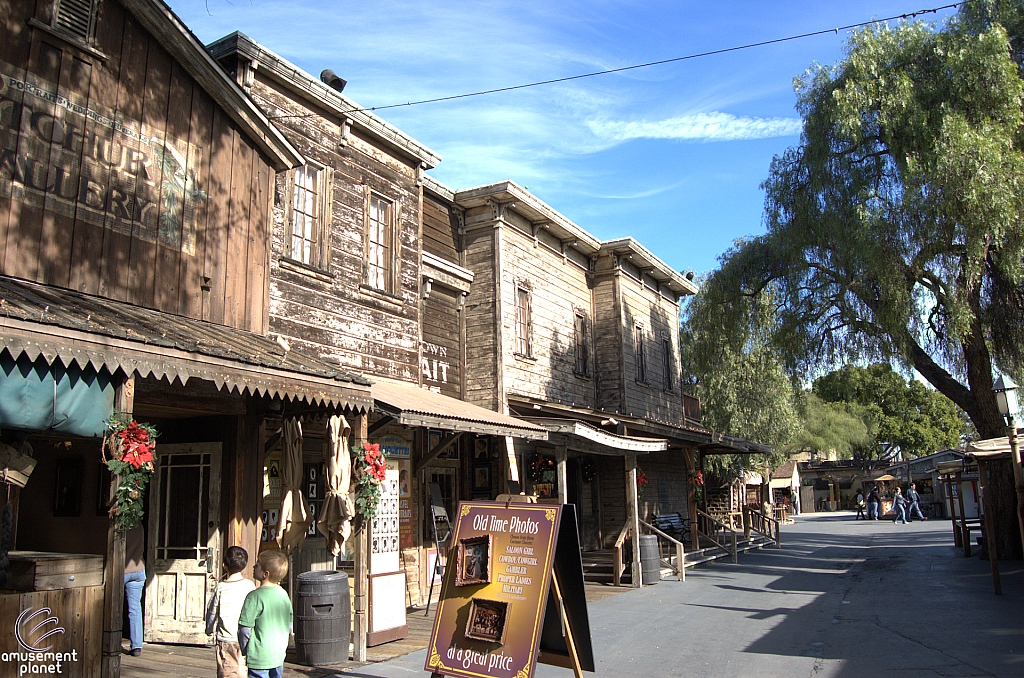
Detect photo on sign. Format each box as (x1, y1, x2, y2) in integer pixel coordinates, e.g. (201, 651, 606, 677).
(474, 437, 489, 460)
(465, 598, 509, 645)
(455, 535, 491, 587)
(473, 464, 491, 491)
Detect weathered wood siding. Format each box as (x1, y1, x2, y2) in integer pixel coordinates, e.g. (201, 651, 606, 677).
(638, 450, 690, 520)
(422, 191, 458, 262)
(422, 284, 461, 398)
(617, 257, 683, 423)
(597, 455, 627, 547)
(0, 0, 274, 332)
(591, 253, 683, 423)
(250, 79, 422, 380)
(496, 211, 595, 409)
(463, 209, 500, 411)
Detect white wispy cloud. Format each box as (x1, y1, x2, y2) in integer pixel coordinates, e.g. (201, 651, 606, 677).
(587, 112, 802, 142)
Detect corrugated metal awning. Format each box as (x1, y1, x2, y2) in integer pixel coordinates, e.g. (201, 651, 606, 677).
(966, 431, 1021, 460)
(522, 417, 667, 455)
(370, 378, 548, 440)
(0, 277, 373, 411)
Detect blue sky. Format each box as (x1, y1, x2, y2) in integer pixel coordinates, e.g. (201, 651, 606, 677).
(170, 0, 959, 276)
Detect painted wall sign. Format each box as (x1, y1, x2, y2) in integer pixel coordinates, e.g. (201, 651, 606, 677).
(380, 435, 410, 458)
(426, 502, 561, 678)
(0, 63, 205, 254)
(422, 341, 451, 390)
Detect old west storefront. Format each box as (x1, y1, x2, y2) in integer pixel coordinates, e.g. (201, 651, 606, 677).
(0, 0, 362, 674)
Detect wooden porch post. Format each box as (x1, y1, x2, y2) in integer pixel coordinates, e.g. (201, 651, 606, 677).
(353, 411, 369, 661)
(956, 473, 970, 557)
(556, 447, 568, 505)
(625, 454, 641, 588)
(978, 460, 1001, 595)
(102, 373, 135, 678)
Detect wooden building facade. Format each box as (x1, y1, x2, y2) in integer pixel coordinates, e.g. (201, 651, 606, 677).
(207, 34, 547, 613)
(0, 2, 379, 676)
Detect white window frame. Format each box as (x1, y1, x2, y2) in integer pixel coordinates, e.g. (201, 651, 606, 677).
(284, 161, 331, 270)
(514, 284, 533, 357)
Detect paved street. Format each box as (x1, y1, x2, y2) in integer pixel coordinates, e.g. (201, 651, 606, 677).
(344, 514, 1022, 678)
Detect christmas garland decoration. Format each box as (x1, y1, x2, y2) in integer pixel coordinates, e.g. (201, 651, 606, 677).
(637, 468, 648, 502)
(102, 412, 158, 531)
(353, 442, 387, 520)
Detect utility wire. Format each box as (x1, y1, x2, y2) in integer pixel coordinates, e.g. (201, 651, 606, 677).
(268, 2, 960, 121)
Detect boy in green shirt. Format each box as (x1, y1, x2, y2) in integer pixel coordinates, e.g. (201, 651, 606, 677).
(238, 551, 292, 678)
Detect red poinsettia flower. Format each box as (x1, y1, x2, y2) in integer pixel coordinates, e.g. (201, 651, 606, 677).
(637, 469, 648, 487)
(117, 421, 155, 469)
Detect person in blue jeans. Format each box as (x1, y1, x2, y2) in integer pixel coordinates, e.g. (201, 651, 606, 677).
(124, 525, 146, 656)
(892, 487, 908, 524)
(906, 483, 926, 521)
(867, 486, 881, 520)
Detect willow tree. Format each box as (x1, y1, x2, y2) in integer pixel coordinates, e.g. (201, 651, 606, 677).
(705, 5, 1024, 555)
(711, 14, 1024, 439)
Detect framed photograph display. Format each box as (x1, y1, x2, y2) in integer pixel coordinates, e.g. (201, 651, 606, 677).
(473, 464, 491, 491)
(465, 598, 510, 645)
(474, 437, 489, 460)
(455, 535, 492, 587)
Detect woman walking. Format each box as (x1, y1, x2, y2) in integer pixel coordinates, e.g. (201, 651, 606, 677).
(892, 487, 908, 525)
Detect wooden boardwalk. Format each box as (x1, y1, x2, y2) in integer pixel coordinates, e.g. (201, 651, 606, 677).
(120, 583, 629, 677)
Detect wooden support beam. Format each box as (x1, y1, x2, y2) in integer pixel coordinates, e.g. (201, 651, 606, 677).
(625, 454, 641, 588)
(978, 460, 1002, 595)
(102, 373, 135, 678)
(353, 412, 369, 661)
(367, 415, 396, 438)
(414, 431, 463, 473)
(556, 447, 568, 505)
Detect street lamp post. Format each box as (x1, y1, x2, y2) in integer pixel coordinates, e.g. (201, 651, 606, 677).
(993, 375, 1024, 553)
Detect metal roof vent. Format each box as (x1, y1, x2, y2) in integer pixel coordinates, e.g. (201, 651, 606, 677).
(320, 69, 347, 93)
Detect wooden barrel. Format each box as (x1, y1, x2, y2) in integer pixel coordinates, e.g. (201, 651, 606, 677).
(639, 534, 660, 585)
(295, 570, 350, 666)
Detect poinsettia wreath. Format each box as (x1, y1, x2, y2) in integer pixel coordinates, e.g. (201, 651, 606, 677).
(102, 412, 158, 531)
(353, 442, 387, 520)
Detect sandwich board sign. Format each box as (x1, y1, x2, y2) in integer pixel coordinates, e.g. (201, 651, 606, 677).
(425, 499, 593, 678)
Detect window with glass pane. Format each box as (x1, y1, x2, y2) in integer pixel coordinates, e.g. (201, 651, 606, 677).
(635, 325, 647, 383)
(663, 338, 673, 391)
(515, 286, 532, 356)
(366, 195, 392, 290)
(290, 165, 321, 266)
(574, 311, 588, 376)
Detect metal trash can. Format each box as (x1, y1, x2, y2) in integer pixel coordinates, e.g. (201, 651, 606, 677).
(639, 534, 661, 585)
(294, 570, 350, 666)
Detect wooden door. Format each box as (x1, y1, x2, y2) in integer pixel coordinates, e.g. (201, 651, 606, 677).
(145, 443, 222, 644)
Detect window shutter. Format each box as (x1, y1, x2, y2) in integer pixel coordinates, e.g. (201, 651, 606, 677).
(362, 185, 371, 285)
(319, 167, 334, 270)
(391, 202, 402, 294)
(283, 170, 296, 260)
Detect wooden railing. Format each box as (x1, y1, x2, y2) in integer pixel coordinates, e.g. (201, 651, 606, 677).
(695, 509, 738, 563)
(639, 518, 685, 582)
(612, 520, 632, 587)
(743, 506, 781, 548)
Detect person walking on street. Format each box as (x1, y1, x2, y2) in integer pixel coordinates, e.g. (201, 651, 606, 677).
(867, 486, 881, 521)
(906, 483, 926, 522)
(855, 490, 866, 520)
(892, 487, 908, 524)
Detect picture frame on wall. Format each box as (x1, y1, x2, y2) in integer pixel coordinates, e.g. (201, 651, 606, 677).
(465, 598, 510, 645)
(474, 437, 489, 460)
(54, 457, 83, 517)
(473, 464, 491, 492)
(455, 535, 492, 587)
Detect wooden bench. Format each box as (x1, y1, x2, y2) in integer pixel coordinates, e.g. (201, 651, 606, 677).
(652, 513, 690, 543)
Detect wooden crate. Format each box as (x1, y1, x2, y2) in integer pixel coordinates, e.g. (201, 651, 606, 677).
(7, 552, 104, 592)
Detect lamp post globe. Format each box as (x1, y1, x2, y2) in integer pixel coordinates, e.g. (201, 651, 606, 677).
(993, 374, 1019, 422)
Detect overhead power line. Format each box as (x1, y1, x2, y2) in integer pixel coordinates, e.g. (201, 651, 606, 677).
(269, 2, 960, 121)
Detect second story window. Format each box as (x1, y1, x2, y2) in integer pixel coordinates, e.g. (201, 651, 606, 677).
(286, 163, 330, 269)
(663, 337, 674, 391)
(515, 285, 532, 357)
(634, 324, 647, 383)
(574, 311, 589, 376)
(365, 193, 396, 292)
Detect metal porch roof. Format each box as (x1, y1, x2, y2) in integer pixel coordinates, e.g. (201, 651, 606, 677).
(522, 417, 667, 455)
(370, 378, 548, 440)
(0, 276, 372, 411)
